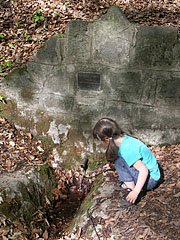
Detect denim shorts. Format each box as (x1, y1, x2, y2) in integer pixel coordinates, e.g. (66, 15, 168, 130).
(115, 157, 158, 191)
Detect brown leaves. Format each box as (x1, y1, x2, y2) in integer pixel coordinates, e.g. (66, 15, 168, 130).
(51, 167, 92, 202)
(0, 117, 46, 173)
(174, 192, 180, 198)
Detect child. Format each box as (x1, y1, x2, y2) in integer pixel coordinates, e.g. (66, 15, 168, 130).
(93, 118, 161, 207)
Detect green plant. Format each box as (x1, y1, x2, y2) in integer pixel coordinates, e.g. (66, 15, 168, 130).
(24, 34, 31, 40)
(13, 22, 19, 26)
(8, 43, 15, 49)
(0, 64, 6, 73)
(56, 33, 65, 37)
(55, 12, 59, 17)
(96, 161, 101, 165)
(4, 61, 12, 67)
(35, 10, 42, 15)
(0, 60, 12, 76)
(0, 34, 4, 38)
(0, 56, 6, 60)
(0, 95, 7, 104)
(0, 96, 4, 101)
(145, 141, 152, 146)
(33, 10, 45, 22)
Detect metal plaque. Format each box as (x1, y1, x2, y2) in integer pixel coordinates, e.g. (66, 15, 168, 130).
(78, 72, 100, 91)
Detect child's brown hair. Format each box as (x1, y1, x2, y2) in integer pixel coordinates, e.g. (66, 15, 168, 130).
(93, 118, 124, 163)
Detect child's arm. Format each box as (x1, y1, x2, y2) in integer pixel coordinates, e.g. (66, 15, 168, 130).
(126, 160, 149, 203)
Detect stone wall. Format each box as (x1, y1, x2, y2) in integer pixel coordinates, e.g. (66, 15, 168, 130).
(0, 6, 180, 146)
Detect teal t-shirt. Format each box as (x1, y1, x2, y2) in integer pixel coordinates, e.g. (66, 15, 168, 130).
(118, 135, 160, 181)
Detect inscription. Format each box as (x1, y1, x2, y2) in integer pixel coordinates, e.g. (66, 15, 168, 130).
(78, 72, 100, 91)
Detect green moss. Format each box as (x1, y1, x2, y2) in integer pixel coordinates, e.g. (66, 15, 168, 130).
(67, 173, 104, 233)
(20, 90, 34, 102)
(35, 112, 52, 136)
(38, 136, 55, 147)
(0, 110, 7, 119)
(68, 195, 94, 233)
(0, 198, 20, 219)
(89, 161, 101, 170)
(55, 33, 65, 38)
(34, 164, 57, 199)
(0, 98, 18, 121)
(18, 182, 34, 202)
(19, 202, 37, 222)
(61, 153, 82, 170)
(0, 164, 58, 222)
(87, 152, 105, 171)
(0, 191, 35, 221)
(36, 164, 56, 180)
(61, 162, 72, 170)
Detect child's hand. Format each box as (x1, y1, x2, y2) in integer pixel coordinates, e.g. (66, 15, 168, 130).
(126, 190, 139, 203)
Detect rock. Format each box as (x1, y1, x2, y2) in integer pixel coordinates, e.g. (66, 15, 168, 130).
(0, 164, 56, 222)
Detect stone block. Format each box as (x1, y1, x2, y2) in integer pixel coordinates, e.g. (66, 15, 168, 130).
(65, 20, 91, 63)
(131, 26, 178, 68)
(33, 36, 63, 65)
(92, 7, 134, 66)
(156, 73, 180, 106)
(108, 70, 142, 103)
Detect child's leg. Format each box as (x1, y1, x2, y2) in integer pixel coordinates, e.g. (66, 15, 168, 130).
(115, 157, 158, 191)
(127, 166, 158, 191)
(143, 176, 158, 191)
(115, 157, 159, 207)
(115, 157, 136, 189)
(124, 181, 135, 190)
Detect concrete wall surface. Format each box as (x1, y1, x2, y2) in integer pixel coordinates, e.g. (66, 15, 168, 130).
(0, 6, 180, 146)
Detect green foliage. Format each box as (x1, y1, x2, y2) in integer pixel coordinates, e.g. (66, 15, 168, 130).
(0, 60, 12, 77)
(8, 43, 15, 49)
(0, 34, 4, 38)
(4, 61, 12, 67)
(0, 95, 7, 104)
(55, 12, 59, 17)
(24, 34, 31, 40)
(35, 10, 42, 15)
(145, 141, 152, 146)
(33, 10, 45, 22)
(33, 16, 45, 22)
(0, 56, 6, 60)
(13, 22, 19, 26)
(56, 33, 65, 38)
(0, 96, 4, 101)
(0, 64, 6, 73)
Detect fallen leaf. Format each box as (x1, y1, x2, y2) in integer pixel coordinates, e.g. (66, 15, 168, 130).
(43, 229, 48, 240)
(174, 192, 180, 197)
